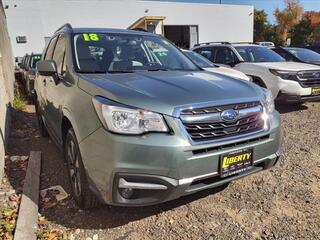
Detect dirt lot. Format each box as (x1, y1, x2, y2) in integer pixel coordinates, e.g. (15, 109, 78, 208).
(6, 95, 320, 239)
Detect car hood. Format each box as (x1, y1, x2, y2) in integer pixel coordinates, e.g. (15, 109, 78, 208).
(304, 60, 320, 66)
(78, 71, 264, 116)
(250, 61, 320, 71)
(203, 66, 250, 81)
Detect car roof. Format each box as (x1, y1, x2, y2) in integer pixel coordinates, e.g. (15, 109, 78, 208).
(64, 27, 159, 37)
(193, 42, 263, 48)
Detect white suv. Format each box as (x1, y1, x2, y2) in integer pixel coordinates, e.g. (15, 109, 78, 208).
(182, 50, 250, 81)
(192, 42, 320, 103)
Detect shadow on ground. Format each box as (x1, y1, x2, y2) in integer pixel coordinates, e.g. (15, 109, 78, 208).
(275, 102, 308, 114)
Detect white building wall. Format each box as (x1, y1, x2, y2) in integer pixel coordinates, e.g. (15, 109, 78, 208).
(3, 0, 254, 57)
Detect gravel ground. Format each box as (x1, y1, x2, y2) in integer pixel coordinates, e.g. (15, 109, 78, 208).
(7, 97, 320, 240)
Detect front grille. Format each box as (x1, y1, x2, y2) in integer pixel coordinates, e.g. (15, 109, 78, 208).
(180, 102, 264, 142)
(297, 71, 320, 88)
(180, 102, 260, 115)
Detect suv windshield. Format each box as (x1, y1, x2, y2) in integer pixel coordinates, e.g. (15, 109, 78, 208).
(235, 46, 285, 63)
(183, 51, 215, 68)
(31, 55, 42, 69)
(73, 33, 199, 73)
(285, 47, 320, 63)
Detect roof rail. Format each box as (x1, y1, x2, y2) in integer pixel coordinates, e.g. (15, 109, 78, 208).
(55, 23, 72, 33)
(232, 42, 257, 45)
(193, 42, 231, 47)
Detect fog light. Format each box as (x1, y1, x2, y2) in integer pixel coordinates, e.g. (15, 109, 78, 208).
(119, 188, 134, 199)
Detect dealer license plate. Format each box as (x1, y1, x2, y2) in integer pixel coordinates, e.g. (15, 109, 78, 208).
(311, 87, 320, 95)
(220, 148, 253, 178)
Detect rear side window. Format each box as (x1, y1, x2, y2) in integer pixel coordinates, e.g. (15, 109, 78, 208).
(272, 48, 295, 61)
(44, 36, 58, 60)
(194, 48, 216, 62)
(214, 47, 237, 64)
(52, 35, 66, 75)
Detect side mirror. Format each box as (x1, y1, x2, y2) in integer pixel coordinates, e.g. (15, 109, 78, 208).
(37, 60, 57, 76)
(37, 60, 60, 84)
(226, 59, 240, 67)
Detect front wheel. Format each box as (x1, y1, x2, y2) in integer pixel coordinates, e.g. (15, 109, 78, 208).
(64, 128, 99, 209)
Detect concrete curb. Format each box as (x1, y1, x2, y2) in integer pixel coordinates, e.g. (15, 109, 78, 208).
(14, 151, 41, 240)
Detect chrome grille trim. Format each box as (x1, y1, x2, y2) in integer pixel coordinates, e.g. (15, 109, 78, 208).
(180, 101, 260, 115)
(297, 70, 320, 88)
(181, 105, 262, 123)
(180, 102, 265, 142)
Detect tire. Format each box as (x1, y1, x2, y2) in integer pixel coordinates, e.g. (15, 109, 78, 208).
(64, 128, 99, 209)
(35, 100, 49, 137)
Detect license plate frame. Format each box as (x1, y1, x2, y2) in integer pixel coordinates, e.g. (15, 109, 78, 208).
(220, 148, 253, 178)
(311, 87, 320, 95)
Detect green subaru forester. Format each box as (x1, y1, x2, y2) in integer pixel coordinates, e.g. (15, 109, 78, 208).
(35, 24, 281, 209)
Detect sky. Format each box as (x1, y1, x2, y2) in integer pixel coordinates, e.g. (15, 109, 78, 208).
(148, 0, 320, 23)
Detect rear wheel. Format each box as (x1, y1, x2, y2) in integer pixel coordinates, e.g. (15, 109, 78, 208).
(64, 128, 99, 209)
(35, 100, 49, 137)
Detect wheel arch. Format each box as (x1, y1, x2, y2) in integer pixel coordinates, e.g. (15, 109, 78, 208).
(249, 75, 268, 88)
(61, 108, 81, 146)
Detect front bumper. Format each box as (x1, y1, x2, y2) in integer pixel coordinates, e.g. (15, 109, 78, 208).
(79, 111, 281, 206)
(276, 77, 320, 102)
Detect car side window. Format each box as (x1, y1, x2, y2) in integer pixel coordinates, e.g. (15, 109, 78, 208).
(52, 35, 66, 75)
(194, 48, 216, 62)
(214, 47, 237, 64)
(44, 36, 58, 60)
(273, 48, 294, 61)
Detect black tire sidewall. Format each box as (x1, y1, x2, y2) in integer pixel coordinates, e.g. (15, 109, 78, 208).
(64, 128, 90, 209)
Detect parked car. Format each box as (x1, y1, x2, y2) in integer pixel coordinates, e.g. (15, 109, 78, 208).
(18, 54, 29, 84)
(182, 50, 250, 81)
(271, 47, 320, 66)
(192, 42, 320, 103)
(304, 45, 320, 54)
(14, 57, 23, 80)
(35, 24, 281, 209)
(24, 53, 42, 97)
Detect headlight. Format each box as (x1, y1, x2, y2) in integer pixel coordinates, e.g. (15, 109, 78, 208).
(262, 89, 275, 113)
(92, 96, 169, 135)
(269, 69, 297, 80)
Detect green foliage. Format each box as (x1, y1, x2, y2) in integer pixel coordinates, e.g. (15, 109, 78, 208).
(12, 89, 27, 111)
(0, 207, 17, 239)
(254, 9, 269, 42)
(254, 9, 284, 45)
(254, 0, 320, 46)
(290, 16, 315, 46)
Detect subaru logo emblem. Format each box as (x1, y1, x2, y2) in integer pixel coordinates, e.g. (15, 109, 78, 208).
(221, 109, 239, 122)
